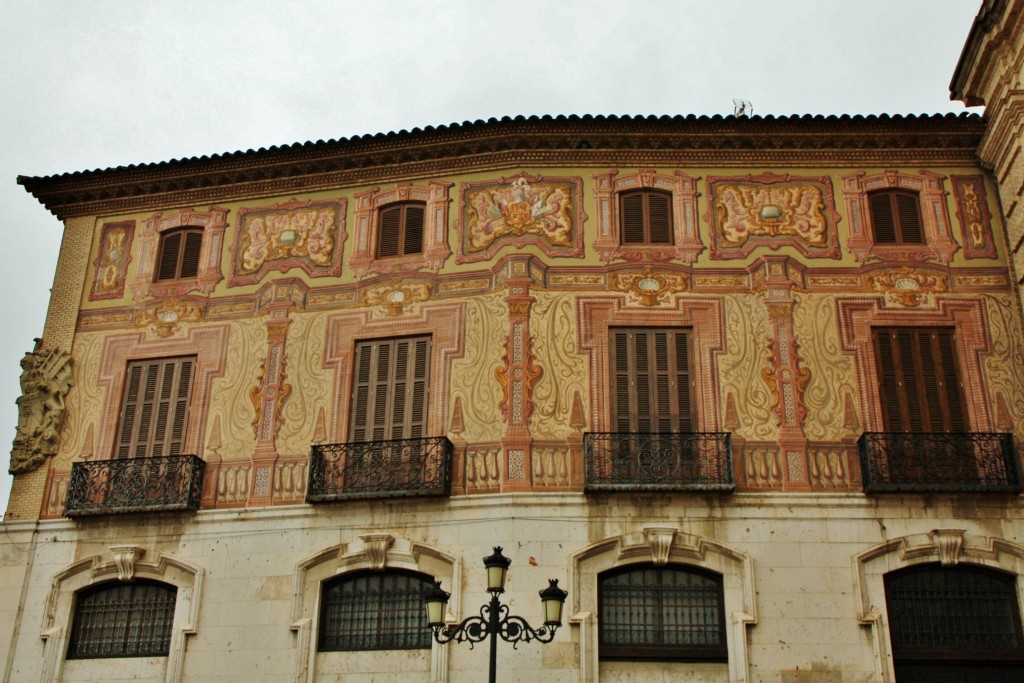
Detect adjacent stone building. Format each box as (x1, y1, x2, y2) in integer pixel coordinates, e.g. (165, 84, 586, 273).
(2, 6, 1024, 682)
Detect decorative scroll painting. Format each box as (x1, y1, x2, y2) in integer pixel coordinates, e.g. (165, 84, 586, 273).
(952, 175, 996, 259)
(231, 198, 346, 285)
(90, 221, 134, 300)
(707, 173, 841, 259)
(457, 172, 585, 263)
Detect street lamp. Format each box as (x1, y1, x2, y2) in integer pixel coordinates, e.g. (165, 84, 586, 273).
(423, 546, 568, 683)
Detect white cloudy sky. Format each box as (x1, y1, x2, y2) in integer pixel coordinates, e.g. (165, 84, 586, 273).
(0, 1, 983, 512)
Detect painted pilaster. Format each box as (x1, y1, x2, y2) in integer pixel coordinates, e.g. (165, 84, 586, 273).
(495, 257, 542, 492)
(247, 280, 304, 505)
(757, 257, 811, 490)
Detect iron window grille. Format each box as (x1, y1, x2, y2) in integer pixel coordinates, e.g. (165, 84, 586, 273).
(318, 570, 434, 651)
(67, 580, 177, 659)
(599, 564, 727, 662)
(885, 564, 1024, 681)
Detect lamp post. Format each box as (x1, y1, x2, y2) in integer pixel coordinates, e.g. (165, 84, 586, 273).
(423, 546, 568, 683)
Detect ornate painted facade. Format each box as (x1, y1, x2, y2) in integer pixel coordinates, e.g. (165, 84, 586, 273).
(2, 13, 1024, 679)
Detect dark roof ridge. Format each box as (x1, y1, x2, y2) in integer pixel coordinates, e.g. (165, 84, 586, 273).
(18, 111, 980, 184)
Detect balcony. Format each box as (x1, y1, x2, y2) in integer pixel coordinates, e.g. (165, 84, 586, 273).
(859, 432, 1022, 493)
(307, 436, 453, 503)
(584, 432, 734, 492)
(64, 454, 206, 517)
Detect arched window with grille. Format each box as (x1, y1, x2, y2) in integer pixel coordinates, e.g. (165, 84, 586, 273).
(67, 580, 177, 659)
(377, 202, 425, 258)
(868, 189, 924, 244)
(619, 190, 673, 245)
(318, 569, 434, 651)
(598, 563, 727, 661)
(155, 227, 203, 281)
(885, 564, 1024, 680)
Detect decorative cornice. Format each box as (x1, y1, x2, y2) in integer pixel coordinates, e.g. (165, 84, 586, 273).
(19, 114, 985, 220)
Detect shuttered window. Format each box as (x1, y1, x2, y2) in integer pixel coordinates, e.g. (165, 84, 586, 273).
(610, 329, 695, 433)
(377, 202, 425, 258)
(67, 580, 177, 659)
(869, 190, 924, 244)
(599, 564, 727, 661)
(872, 328, 966, 433)
(155, 227, 203, 281)
(620, 190, 673, 245)
(116, 357, 196, 458)
(318, 570, 433, 651)
(885, 564, 1024, 681)
(350, 337, 430, 442)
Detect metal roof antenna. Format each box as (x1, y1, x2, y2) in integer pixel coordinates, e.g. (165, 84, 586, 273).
(733, 99, 753, 117)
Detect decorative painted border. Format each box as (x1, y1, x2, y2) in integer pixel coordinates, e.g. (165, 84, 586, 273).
(577, 296, 726, 433)
(705, 172, 841, 260)
(131, 206, 228, 300)
(836, 296, 994, 432)
(349, 181, 453, 278)
(841, 170, 958, 264)
(229, 197, 347, 286)
(90, 220, 134, 301)
(456, 172, 586, 264)
(951, 175, 997, 259)
(591, 169, 703, 264)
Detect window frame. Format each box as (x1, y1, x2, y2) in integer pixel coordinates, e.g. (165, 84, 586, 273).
(67, 579, 178, 660)
(115, 356, 197, 459)
(154, 226, 204, 282)
(349, 336, 431, 443)
(609, 328, 696, 434)
(597, 563, 728, 662)
(884, 563, 1024, 676)
(868, 189, 925, 245)
(317, 569, 434, 652)
(871, 327, 967, 433)
(376, 201, 426, 259)
(618, 189, 674, 246)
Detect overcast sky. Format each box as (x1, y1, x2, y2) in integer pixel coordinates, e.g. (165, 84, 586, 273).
(0, 1, 983, 513)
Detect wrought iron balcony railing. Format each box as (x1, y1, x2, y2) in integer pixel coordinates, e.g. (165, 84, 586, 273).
(859, 432, 1022, 493)
(307, 436, 453, 503)
(584, 432, 734, 491)
(64, 454, 206, 517)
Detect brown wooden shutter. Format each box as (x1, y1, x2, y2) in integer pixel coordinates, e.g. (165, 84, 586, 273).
(620, 193, 646, 244)
(180, 230, 203, 278)
(895, 192, 924, 243)
(378, 206, 402, 258)
(610, 329, 695, 433)
(619, 191, 673, 245)
(869, 190, 924, 245)
(402, 205, 425, 256)
(873, 328, 966, 433)
(377, 203, 425, 258)
(647, 192, 672, 244)
(156, 232, 183, 281)
(155, 228, 203, 281)
(116, 357, 195, 457)
(350, 337, 431, 442)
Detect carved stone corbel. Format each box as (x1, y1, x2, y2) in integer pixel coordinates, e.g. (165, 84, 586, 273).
(929, 529, 966, 566)
(359, 534, 395, 571)
(110, 545, 145, 582)
(643, 527, 678, 566)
